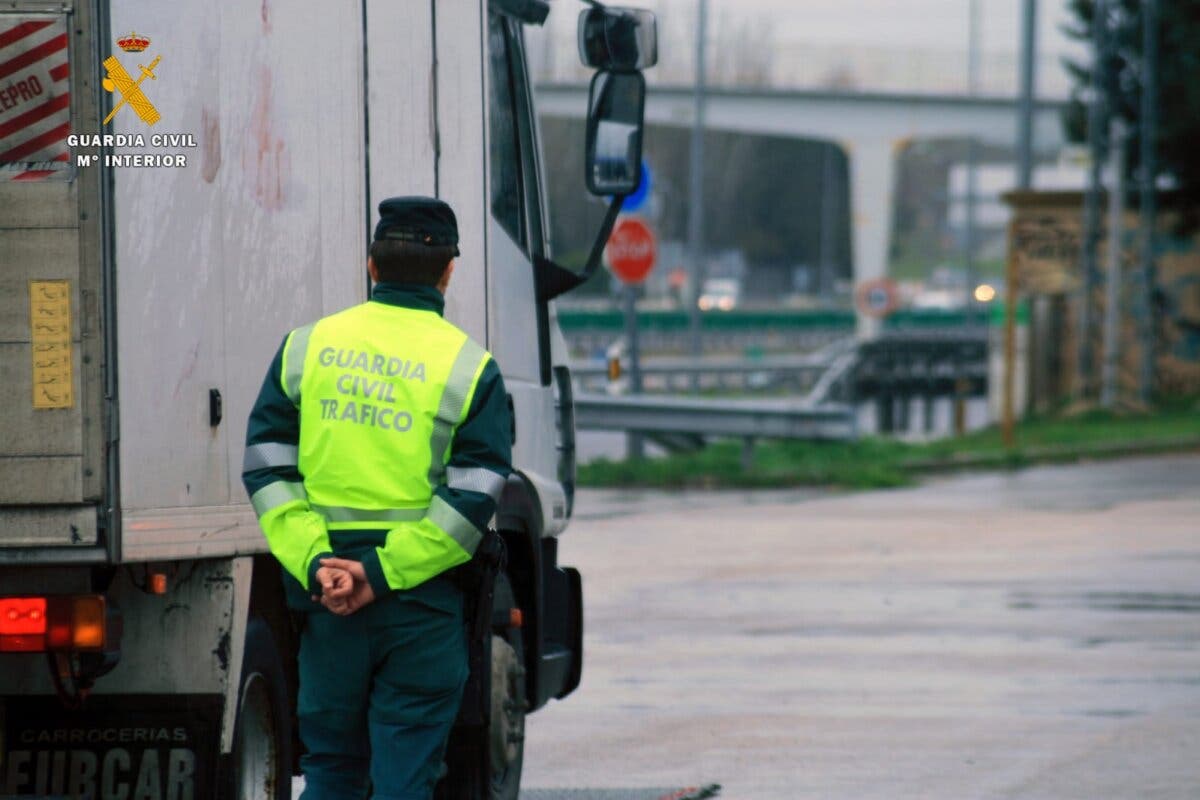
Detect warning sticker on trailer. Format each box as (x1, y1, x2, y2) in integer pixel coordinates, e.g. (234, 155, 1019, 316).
(0, 16, 71, 182)
(29, 280, 74, 410)
(0, 697, 220, 800)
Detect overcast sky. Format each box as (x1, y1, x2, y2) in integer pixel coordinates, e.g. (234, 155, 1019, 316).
(709, 0, 1079, 52)
(537, 0, 1087, 96)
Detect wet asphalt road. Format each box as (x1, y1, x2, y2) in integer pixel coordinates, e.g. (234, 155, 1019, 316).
(522, 455, 1200, 799)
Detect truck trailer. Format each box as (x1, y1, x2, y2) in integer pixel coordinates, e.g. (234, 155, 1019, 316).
(0, 1, 655, 796)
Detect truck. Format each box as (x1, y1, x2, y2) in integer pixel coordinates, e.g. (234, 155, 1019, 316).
(0, 1, 655, 797)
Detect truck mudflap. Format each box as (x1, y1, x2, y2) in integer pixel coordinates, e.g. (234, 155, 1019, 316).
(1, 695, 221, 800)
(559, 565, 583, 699)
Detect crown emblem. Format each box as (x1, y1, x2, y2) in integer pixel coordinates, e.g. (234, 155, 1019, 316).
(116, 31, 150, 53)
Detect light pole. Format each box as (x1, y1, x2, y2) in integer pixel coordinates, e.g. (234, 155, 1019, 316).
(1077, 0, 1109, 401)
(964, 0, 981, 321)
(1016, 0, 1038, 190)
(1100, 115, 1126, 409)
(1137, 0, 1159, 405)
(686, 0, 709, 390)
(1002, 0, 1038, 444)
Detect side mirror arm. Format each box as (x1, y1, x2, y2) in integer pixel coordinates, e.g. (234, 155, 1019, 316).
(535, 194, 625, 302)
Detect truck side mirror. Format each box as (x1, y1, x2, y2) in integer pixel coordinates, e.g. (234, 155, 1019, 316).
(584, 70, 645, 197)
(577, 7, 658, 70)
(533, 5, 657, 303)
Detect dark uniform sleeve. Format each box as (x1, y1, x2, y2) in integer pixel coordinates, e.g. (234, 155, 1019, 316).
(360, 357, 514, 596)
(242, 336, 334, 596)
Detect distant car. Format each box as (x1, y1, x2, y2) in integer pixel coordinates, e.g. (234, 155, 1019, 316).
(910, 288, 965, 310)
(699, 278, 740, 311)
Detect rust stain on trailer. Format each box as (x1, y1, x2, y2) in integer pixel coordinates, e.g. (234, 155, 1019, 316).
(172, 340, 200, 399)
(261, 0, 272, 35)
(200, 106, 221, 183)
(245, 67, 287, 211)
(212, 629, 230, 672)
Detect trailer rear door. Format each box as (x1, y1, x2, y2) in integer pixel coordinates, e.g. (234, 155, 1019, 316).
(0, 3, 107, 554)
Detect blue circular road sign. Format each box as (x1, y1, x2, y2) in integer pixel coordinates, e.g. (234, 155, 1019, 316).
(621, 161, 652, 212)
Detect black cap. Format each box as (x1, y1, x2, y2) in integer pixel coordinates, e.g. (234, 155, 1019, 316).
(373, 196, 460, 254)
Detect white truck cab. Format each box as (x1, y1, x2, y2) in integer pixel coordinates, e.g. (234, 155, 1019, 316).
(0, 1, 655, 797)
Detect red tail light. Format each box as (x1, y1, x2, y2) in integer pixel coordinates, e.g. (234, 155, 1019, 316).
(0, 597, 47, 652)
(0, 596, 106, 652)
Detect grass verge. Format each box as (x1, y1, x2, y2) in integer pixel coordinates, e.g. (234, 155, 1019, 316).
(577, 401, 1200, 490)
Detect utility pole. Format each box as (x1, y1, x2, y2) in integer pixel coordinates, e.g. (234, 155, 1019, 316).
(1003, 0, 1041, 441)
(1077, 0, 1108, 401)
(623, 284, 644, 458)
(1016, 0, 1037, 190)
(686, 0, 708, 390)
(1137, 0, 1159, 405)
(964, 0, 981, 322)
(1001, 0, 1037, 441)
(1100, 116, 1126, 409)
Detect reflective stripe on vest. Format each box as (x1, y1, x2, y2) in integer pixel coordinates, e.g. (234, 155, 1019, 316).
(427, 495, 483, 553)
(427, 338, 489, 488)
(243, 442, 298, 472)
(310, 504, 427, 524)
(445, 466, 506, 501)
(250, 480, 307, 518)
(281, 323, 315, 406)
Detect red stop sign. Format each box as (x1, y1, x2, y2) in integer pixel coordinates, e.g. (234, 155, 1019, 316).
(606, 218, 656, 284)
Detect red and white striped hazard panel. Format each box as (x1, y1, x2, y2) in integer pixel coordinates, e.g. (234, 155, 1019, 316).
(0, 16, 70, 182)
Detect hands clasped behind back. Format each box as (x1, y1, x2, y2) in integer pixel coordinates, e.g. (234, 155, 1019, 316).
(313, 557, 377, 615)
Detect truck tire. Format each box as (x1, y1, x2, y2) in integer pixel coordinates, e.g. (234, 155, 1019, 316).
(225, 618, 293, 800)
(489, 631, 525, 800)
(435, 572, 526, 800)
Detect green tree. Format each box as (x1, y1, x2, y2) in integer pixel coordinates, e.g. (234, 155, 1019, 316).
(1063, 0, 1200, 227)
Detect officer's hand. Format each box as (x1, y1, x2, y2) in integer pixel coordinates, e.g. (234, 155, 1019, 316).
(321, 580, 376, 616)
(319, 557, 368, 585)
(318, 558, 375, 616)
(313, 565, 353, 602)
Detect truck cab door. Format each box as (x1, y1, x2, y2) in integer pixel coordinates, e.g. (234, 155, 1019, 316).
(484, 10, 570, 532)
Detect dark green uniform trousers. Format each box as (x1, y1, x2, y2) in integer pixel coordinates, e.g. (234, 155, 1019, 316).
(296, 589, 468, 800)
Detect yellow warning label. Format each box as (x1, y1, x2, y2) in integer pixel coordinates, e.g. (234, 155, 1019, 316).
(29, 280, 73, 410)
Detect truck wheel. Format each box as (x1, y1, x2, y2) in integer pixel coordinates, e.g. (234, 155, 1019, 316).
(489, 632, 525, 800)
(435, 574, 525, 800)
(227, 618, 293, 800)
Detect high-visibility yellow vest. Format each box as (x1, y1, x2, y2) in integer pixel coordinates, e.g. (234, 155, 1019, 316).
(277, 300, 490, 531)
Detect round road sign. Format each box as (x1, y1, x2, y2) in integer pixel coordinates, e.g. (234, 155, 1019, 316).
(855, 278, 899, 318)
(606, 217, 656, 284)
(621, 162, 652, 213)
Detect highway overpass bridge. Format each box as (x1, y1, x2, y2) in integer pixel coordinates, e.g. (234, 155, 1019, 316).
(536, 84, 1067, 331)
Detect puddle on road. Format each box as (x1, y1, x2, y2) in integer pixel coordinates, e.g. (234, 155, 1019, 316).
(743, 625, 808, 637)
(1009, 591, 1200, 613)
(1080, 708, 1143, 718)
(1094, 676, 1200, 686)
(1076, 636, 1115, 648)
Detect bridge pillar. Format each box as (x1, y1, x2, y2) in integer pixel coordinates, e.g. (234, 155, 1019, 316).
(847, 137, 899, 339)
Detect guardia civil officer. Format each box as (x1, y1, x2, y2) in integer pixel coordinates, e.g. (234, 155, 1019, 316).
(242, 197, 513, 800)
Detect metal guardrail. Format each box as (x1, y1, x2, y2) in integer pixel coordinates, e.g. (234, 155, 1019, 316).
(570, 332, 992, 460)
(572, 337, 859, 394)
(572, 353, 832, 394)
(571, 352, 832, 380)
(574, 392, 857, 457)
(558, 307, 987, 332)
